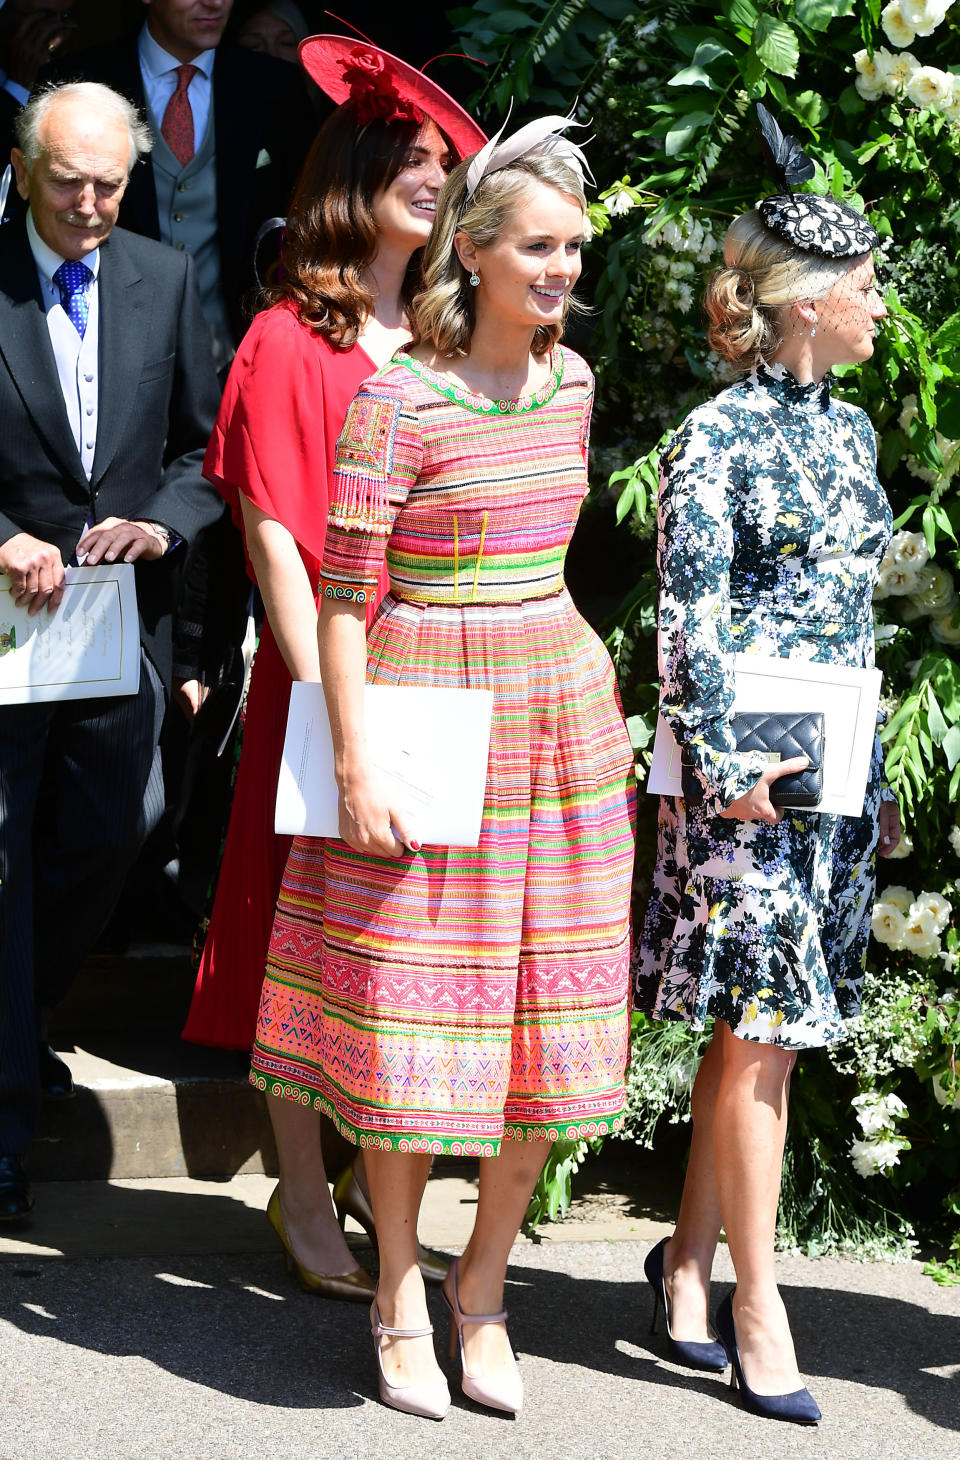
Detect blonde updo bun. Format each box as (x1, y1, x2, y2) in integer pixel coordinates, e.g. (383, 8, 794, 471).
(704, 209, 851, 369)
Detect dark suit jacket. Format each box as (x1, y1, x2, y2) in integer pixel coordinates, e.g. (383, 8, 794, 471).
(0, 218, 222, 686)
(45, 35, 315, 343)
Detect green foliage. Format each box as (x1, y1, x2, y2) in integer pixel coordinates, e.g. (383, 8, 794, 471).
(452, 0, 960, 1267)
(521, 1138, 594, 1237)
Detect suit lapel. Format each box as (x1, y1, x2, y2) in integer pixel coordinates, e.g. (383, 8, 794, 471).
(90, 231, 146, 487)
(0, 220, 88, 491)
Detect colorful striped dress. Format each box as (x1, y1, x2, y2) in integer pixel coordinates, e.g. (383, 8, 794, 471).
(250, 345, 637, 1154)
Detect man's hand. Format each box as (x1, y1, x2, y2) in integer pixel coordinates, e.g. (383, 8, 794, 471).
(78, 518, 167, 565)
(0, 531, 65, 613)
(5, 7, 75, 89)
(173, 677, 211, 722)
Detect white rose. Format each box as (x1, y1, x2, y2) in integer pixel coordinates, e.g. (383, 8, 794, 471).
(890, 530, 930, 571)
(912, 890, 952, 933)
(906, 66, 955, 110)
(886, 830, 914, 859)
(931, 609, 960, 645)
(910, 564, 958, 614)
(882, 885, 915, 913)
(941, 75, 960, 124)
(882, 1, 917, 46)
(901, 0, 954, 36)
(885, 50, 921, 92)
(876, 560, 922, 598)
(871, 900, 907, 947)
(854, 48, 889, 101)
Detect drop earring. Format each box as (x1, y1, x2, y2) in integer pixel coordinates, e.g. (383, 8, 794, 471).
(469, 270, 480, 287)
(810, 322, 817, 338)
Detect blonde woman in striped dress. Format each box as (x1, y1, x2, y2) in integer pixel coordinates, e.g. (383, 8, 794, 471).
(251, 131, 636, 1420)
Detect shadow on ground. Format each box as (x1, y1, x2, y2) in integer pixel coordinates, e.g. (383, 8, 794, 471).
(0, 1214, 957, 1431)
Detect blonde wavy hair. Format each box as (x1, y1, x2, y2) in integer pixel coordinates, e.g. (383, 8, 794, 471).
(705, 209, 854, 369)
(411, 149, 587, 358)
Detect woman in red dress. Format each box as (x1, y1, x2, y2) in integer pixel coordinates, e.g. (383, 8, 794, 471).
(183, 35, 485, 1295)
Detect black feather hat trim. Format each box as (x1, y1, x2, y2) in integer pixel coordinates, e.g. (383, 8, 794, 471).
(755, 104, 879, 259)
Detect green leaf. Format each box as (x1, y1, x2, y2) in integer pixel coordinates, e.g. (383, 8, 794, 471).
(926, 688, 949, 746)
(754, 16, 799, 77)
(724, 0, 759, 29)
(931, 312, 960, 351)
(615, 483, 635, 523)
(788, 89, 827, 128)
(794, 0, 854, 29)
(942, 723, 960, 772)
(665, 111, 713, 156)
(691, 40, 733, 65)
(668, 66, 718, 91)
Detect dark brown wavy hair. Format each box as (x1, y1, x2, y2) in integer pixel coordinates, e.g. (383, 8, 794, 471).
(261, 102, 456, 348)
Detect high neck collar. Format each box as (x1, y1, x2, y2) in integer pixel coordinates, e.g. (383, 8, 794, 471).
(750, 359, 833, 415)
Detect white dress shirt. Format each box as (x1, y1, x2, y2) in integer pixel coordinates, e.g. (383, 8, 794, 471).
(26, 211, 100, 482)
(138, 24, 215, 145)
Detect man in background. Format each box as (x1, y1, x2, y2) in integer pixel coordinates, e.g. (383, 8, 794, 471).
(46, 0, 315, 368)
(0, 81, 221, 1221)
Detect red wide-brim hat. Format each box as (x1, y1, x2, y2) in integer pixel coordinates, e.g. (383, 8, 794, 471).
(299, 34, 487, 159)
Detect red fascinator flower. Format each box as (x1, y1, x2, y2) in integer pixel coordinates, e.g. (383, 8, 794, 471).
(338, 46, 424, 127)
(299, 35, 487, 158)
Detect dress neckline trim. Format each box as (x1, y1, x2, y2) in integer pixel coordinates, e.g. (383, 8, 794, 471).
(393, 349, 565, 415)
(750, 359, 833, 416)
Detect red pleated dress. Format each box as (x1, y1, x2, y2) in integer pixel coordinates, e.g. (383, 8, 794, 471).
(182, 301, 385, 1048)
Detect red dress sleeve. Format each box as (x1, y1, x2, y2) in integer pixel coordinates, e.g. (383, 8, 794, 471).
(203, 303, 376, 586)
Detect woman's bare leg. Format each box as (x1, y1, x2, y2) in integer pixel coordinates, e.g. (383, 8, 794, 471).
(448, 1137, 550, 1376)
(711, 1019, 801, 1395)
(267, 1093, 359, 1275)
(662, 1030, 724, 1340)
(365, 1149, 441, 1387)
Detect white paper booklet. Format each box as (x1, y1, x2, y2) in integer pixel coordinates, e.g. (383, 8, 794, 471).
(275, 680, 495, 846)
(0, 563, 140, 704)
(648, 654, 882, 818)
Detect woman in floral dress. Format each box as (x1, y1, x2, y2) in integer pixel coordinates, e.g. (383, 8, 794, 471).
(637, 154, 901, 1423)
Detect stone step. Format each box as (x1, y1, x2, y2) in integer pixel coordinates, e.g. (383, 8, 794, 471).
(32, 1036, 281, 1182)
(48, 942, 198, 1038)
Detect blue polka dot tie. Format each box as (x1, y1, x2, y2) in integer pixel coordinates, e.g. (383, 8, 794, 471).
(53, 259, 93, 338)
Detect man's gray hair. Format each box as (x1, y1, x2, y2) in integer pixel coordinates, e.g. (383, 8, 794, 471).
(14, 82, 153, 174)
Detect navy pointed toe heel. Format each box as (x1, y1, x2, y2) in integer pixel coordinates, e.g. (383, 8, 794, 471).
(643, 1237, 728, 1373)
(714, 1291, 821, 1425)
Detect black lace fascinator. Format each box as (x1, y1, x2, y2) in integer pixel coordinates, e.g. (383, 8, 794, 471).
(755, 103, 878, 259)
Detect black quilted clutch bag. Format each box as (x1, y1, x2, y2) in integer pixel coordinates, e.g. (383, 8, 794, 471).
(681, 711, 826, 809)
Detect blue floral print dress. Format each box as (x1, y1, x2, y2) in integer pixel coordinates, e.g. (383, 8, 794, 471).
(637, 361, 894, 1049)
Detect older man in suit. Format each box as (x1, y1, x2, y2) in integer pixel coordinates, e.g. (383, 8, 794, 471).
(0, 79, 221, 1220)
(46, 0, 316, 369)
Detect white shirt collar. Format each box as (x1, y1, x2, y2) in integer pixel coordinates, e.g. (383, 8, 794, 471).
(138, 22, 216, 82)
(26, 210, 101, 285)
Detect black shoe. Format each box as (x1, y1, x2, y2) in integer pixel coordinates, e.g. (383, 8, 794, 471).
(38, 1042, 75, 1100)
(0, 1155, 33, 1222)
(715, 1291, 821, 1425)
(644, 1237, 729, 1372)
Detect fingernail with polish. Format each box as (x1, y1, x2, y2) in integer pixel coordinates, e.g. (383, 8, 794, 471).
(410, 840, 421, 851)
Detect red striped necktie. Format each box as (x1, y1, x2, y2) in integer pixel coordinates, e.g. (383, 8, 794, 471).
(161, 63, 200, 168)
